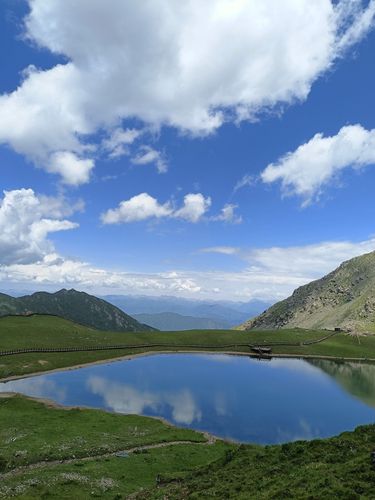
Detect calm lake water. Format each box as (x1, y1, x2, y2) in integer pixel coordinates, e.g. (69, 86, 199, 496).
(1, 354, 375, 444)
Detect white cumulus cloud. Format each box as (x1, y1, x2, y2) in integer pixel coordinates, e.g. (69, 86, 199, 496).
(48, 151, 94, 186)
(101, 192, 212, 224)
(101, 193, 173, 224)
(0, 256, 204, 295)
(261, 124, 375, 204)
(174, 194, 212, 223)
(0, 189, 78, 265)
(0, 0, 374, 182)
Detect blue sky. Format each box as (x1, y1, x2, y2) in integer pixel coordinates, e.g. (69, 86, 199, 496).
(1, 0, 375, 301)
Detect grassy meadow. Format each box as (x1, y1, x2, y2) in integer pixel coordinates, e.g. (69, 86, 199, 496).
(1, 315, 375, 498)
(0, 395, 374, 499)
(1, 314, 375, 381)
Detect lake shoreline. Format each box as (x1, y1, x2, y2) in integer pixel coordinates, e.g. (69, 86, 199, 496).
(2, 383, 374, 498)
(0, 392, 226, 446)
(1, 348, 375, 383)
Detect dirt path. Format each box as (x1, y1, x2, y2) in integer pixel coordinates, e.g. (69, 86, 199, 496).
(0, 434, 217, 479)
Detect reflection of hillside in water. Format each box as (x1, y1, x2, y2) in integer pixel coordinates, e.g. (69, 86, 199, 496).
(309, 359, 375, 408)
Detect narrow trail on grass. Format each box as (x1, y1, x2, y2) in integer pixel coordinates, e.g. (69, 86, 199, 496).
(0, 434, 217, 479)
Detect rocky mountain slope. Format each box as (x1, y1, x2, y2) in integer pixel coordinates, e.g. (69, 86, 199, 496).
(0, 289, 155, 332)
(239, 251, 375, 333)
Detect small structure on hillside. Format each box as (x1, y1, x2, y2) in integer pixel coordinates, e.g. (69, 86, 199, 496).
(250, 346, 272, 356)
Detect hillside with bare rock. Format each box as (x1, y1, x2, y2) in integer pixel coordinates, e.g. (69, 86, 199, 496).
(239, 251, 375, 333)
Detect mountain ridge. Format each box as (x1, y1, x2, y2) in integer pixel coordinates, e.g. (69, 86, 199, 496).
(239, 250, 375, 333)
(0, 289, 155, 332)
(103, 294, 272, 326)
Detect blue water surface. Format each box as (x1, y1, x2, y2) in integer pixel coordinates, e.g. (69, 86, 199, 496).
(1, 354, 374, 444)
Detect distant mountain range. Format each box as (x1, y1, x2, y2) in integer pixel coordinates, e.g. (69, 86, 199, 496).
(239, 251, 375, 333)
(132, 312, 232, 331)
(103, 294, 273, 328)
(0, 288, 273, 332)
(0, 289, 154, 332)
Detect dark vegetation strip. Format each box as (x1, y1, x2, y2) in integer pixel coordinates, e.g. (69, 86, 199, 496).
(138, 425, 375, 499)
(0, 331, 338, 357)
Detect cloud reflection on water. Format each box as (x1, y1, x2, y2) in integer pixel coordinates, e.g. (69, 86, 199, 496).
(0, 376, 66, 402)
(1, 354, 374, 444)
(87, 375, 202, 425)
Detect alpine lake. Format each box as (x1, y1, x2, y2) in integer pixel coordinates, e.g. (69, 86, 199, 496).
(1, 353, 375, 444)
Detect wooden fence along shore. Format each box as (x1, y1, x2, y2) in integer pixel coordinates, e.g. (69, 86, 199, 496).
(0, 331, 339, 357)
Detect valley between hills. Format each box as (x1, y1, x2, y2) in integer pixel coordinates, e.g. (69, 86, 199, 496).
(3, 1, 375, 497)
(1, 251, 375, 498)
(1, 316, 375, 497)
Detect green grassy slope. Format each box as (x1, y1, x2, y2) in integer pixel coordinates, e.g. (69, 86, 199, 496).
(1, 395, 375, 499)
(1, 315, 375, 380)
(0, 395, 206, 470)
(140, 425, 375, 499)
(0, 293, 18, 315)
(0, 395, 230, 498)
